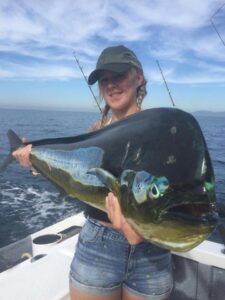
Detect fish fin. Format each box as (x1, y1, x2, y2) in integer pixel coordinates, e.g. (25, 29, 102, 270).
(120, 184, 131, 212)
(0, 129, 23, 172)
(7, 129, 23, 151)
(87, 167, 121, 199)
(120, 169, 136, 187)
(0, 154, 14, 172)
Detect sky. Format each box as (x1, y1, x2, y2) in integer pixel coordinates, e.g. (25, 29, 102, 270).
(0, 0, 225, 112)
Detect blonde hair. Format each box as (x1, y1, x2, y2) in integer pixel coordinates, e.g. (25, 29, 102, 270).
(99, 67, 147, 127)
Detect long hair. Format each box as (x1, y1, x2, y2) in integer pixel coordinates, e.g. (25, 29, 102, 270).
(99, 67, 148, 127)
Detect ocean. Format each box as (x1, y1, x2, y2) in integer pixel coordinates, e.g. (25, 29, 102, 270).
(0, 108, 224, 248)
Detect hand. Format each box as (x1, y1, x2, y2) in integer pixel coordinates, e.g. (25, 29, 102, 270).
(12, 138, 32, 168)
(105, 192, 143, 245)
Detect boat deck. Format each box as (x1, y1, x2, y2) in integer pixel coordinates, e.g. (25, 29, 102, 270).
(0, 213, 225, 300)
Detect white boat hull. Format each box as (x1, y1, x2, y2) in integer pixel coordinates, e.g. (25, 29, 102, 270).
(0, 213, 225, 300)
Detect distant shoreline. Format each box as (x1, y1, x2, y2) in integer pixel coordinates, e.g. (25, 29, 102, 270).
(0, 106, 225, 117)
(193, 111, 225, 117)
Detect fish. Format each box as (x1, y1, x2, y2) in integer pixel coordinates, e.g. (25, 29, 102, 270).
(0, 107, 218, 252)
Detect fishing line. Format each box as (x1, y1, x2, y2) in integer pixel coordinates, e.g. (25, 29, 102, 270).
(156, 60, 176, 107)
(210, 2, 225, 47)
(210, 3, 225, 253)
(73, 52, 176, 109)
(73, 52, 103, 114)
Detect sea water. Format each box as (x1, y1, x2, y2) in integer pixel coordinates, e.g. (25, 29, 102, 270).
(0, 109, 224, 247)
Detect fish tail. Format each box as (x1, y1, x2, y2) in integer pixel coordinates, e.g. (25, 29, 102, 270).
(7, 129, 23, 150)
(0, 129, 23, 172)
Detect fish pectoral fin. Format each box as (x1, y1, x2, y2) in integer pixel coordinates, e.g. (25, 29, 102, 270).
(87, 168, 121, 198)
(120, 184, 131, 212)
(120, 169, 136, 187)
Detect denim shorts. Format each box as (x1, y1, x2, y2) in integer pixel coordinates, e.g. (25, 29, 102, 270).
(70, 218, 173, 299)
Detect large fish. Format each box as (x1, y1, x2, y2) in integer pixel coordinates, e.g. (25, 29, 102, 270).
(0, 108, 218, 252)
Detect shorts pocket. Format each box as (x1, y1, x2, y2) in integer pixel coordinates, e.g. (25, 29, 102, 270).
(79, 220, 102, 244)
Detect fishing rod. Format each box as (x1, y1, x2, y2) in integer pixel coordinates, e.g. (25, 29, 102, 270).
(73, 52, 103, 114)
(156, 60, 176, 107)
(74, 52, 176, 110)
(210, 2, 225, 47)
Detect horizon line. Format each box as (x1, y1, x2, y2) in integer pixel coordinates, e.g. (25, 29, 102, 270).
(0, 105, 225, 115)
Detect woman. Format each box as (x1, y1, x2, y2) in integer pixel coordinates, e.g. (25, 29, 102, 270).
(70, 46, 173, 300)
(13, 45, 173, 300)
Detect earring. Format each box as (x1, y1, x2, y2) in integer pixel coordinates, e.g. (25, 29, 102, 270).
(137, 96, 142, 110)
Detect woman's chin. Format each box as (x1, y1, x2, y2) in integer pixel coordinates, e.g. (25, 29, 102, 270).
(111, 105, 128, 112)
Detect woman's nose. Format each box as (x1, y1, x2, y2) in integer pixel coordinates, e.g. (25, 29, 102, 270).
(107, 79, 116, 88)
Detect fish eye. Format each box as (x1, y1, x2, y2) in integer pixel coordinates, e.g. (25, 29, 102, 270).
(149, 184, 160, 199)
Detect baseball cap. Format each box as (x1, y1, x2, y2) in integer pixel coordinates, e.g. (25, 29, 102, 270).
(88, 45, 143, 85)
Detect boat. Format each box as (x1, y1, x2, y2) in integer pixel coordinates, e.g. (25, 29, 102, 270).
(0, 212, 225, 300)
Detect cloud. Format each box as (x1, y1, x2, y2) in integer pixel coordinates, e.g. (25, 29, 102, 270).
(0, 0, 224, 84)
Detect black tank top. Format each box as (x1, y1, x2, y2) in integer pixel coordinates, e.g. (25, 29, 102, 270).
(84, 204, 110, 222)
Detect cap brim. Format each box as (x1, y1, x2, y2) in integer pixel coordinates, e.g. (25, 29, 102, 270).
(88, 63, 132, 85)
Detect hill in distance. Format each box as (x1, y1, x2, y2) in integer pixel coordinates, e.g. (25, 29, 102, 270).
(193, 110, 225, 117)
